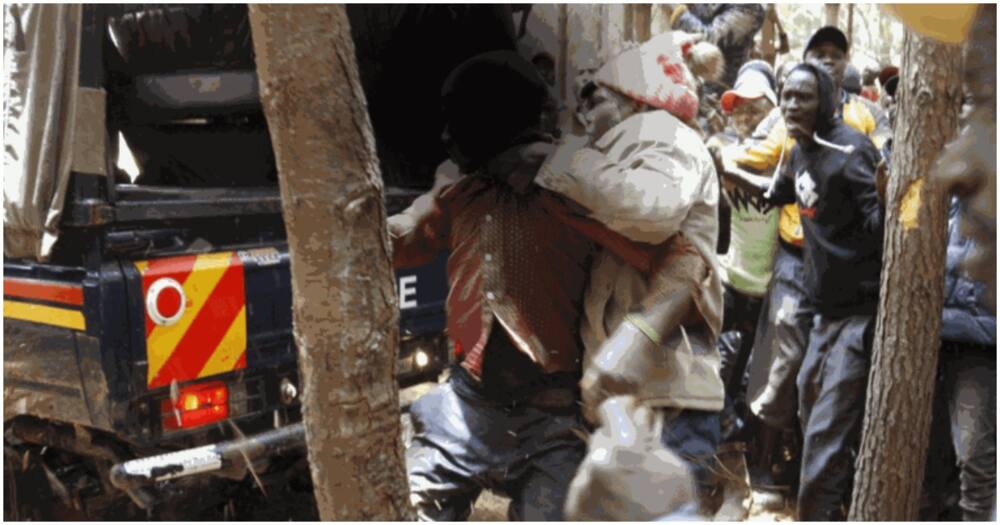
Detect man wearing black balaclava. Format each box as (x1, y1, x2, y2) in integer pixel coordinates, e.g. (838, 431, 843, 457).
(390, 50, 676, 521)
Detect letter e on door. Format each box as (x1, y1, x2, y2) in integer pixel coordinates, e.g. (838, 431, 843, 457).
(399, 275, 418, 309)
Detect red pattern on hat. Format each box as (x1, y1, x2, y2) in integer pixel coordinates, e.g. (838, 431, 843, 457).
(657, 55, 687, 85)
(595, 32, 701, 124)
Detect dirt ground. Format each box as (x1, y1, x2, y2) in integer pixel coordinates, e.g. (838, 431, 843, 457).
(398, 379, 796, 522)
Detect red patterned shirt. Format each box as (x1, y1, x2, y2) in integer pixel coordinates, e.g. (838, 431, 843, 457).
(391, 175, 661, 378)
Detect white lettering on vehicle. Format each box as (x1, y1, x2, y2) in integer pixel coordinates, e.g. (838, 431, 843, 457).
(399, 275, 418, 309)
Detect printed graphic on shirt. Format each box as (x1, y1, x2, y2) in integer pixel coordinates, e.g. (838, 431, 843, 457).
(724, 186, 776, 214)
(795, 170, 819, 218)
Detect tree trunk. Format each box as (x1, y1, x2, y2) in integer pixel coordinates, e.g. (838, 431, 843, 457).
(623, 4, 652, 43)
(761, 4, 776, 65)
(247, 5, 413, 520)
(634, 4, 652, 43)
(847, 4, 854, 48)
(879, 15, 893, 65)
(824, 4, 840, 28)
(848, 28, 963, 521)
(651, 4, 674, 38)
(623, 4, 634, 42)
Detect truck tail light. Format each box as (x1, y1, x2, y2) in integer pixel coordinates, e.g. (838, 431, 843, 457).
(161, 381, 229, 431)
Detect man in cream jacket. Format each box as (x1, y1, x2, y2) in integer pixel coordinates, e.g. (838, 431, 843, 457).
(534, 33, 727, 516)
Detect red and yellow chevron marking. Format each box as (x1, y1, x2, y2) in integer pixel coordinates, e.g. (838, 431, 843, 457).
(136, 252, 247, 389)
(3, 277, 86, 331)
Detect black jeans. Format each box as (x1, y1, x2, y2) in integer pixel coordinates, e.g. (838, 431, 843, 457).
(747, 244, 813, 431)
(659, 407, 722, 514)
(406, 368, 587, 521)
(796, 314, 873, 521)
(926, 343, 997, 521)
(718, 283, 764, 443)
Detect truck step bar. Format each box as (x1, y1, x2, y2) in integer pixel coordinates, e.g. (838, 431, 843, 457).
(109, 422, 305, 492)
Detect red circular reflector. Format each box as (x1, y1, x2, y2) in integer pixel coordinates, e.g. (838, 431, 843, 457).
(146, 277, 186, 326)
(156, 286, 182, 319)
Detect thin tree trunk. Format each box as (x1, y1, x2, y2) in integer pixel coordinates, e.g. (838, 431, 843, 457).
(247, 5, 412, 520)
(824, 4, 840, 28)
(761, 4, 776, 65)
(623, 4, 634, 42)
(651, 4, 674, 37)
(879, 14, 893, 65)
(633, 4, 652, 43)
(847, 4, 854, 48)
(848, 27, 963, 521)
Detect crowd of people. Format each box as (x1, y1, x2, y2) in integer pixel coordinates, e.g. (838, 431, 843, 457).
(388, 4, 996, 521)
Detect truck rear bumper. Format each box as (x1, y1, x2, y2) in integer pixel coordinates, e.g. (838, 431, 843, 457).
(109, 422, 305, 492)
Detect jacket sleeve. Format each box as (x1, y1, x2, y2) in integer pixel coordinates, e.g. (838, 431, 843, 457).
(765, 150, 798, 206)
(536, 139, 713, 245)
(671, 4, 765, 50)
(842, 138, 883, 237)
(388, 182, 454, 269)
(734, 118, 791, 172)
(767, 173, 797, 206)
(855, 96, 892, 150)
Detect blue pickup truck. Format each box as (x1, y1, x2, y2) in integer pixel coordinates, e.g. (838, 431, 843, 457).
(2, 4, 523, 519)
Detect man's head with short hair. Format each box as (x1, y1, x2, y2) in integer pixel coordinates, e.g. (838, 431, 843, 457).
(842, 64, 862, 95)
(803, 26, 849, 91)
(862, 66, 879, 87)
(781, 62, 839, 142)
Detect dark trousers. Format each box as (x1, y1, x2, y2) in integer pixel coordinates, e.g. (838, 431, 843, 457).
(406, 368, 587, 521)
(926, 343, 997, 521)
(747, 244, 813, 431)
(796, 314, 873, 521)
(718, 284, 764, 443)
(659, 408, 722, 514)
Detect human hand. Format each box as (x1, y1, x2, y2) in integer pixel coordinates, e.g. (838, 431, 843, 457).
(875, 159, 889, 202)
(538, 134, 590, 178)
(580, 320, 659, 425)
(564, 396, 698, 521)
(387, 214, 413, 238)
(486, 141, 555, 193)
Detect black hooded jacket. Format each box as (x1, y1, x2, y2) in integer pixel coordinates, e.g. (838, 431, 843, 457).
(769, 121, 884, 317)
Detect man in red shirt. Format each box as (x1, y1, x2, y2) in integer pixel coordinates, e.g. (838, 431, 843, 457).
(392, 51, 675, 521)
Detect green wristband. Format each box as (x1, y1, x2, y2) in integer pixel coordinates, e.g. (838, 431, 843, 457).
(625, 313, 662, 346)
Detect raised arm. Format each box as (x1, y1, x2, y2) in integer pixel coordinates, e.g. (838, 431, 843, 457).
(388, 177, 457, 269)
(536, 126, 715, 245)
(670, 4, 765, 50)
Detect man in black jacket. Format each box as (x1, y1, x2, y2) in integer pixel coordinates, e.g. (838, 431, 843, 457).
(762, 62, 884, 520)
